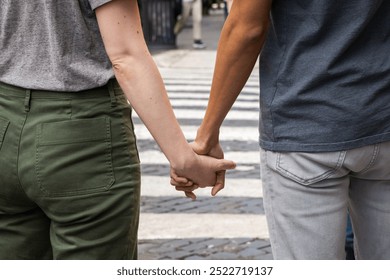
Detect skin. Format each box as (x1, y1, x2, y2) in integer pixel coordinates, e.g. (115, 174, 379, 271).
(171, 0, 272, 195)
(95, 0, 236, 199)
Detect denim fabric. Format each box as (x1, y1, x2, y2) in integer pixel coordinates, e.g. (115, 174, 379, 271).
(345, 214, 355, 260)
(261, 143, 390, 259)
(0, 80, 141, 259)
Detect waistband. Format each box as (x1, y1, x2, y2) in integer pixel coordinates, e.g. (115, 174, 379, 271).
(0, 79, 122, 99)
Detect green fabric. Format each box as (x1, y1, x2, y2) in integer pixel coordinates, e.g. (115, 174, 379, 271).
(0, 80, 141, 259)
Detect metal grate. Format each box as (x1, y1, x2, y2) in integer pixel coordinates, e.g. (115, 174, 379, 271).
(140, 0, 178, 49)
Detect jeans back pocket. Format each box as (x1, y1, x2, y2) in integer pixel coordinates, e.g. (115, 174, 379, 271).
(36, 117, 115, 197)
(266, 150, 347, 185)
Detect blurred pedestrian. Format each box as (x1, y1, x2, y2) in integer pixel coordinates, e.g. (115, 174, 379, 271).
(174, 0, 206, 49)
(0, 0, 235, 260)
(225, 0, 233, 15)
(172, 0, 390, 259)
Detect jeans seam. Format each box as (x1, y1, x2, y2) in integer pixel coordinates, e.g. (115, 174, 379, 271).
(359, 144, 380, 174)
(263, 150, 279, 255)
(276, 151, 346, 185)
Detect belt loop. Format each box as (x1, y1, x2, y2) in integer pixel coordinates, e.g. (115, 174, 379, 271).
(107, 80, 116, 107)
(24, 89, 31, 112)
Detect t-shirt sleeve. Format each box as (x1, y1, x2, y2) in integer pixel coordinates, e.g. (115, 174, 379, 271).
(88, 0, 113, 10)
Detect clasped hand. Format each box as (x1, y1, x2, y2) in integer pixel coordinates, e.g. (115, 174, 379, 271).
(170, 142, 235, 200)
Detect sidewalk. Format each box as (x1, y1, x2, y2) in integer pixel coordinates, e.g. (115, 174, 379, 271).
(137, 11, 272, 260)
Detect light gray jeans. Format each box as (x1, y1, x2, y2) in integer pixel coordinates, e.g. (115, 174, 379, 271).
(260, 142, 390, 260)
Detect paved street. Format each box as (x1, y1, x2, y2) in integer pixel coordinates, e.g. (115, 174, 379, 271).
(137, 11, 272, 260)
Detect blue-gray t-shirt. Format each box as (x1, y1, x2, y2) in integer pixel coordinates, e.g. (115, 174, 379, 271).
(259, 0, 390, 152)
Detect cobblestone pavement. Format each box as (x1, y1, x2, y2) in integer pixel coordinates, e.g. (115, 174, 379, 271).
(137, 11, 272, 260)
(139, 238, 272, 260)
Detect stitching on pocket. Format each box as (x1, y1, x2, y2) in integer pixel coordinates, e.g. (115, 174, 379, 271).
(35, 117, 115, 197)
(37, 118, 108, 146)
(0, 117, 10, 147)
(104, 117, 115, 191)
(275, 151, 346, 185)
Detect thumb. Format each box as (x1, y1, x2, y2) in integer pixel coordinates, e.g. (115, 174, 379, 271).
(189, 141, 204, 155)
(214, 158, 236, 172)
(211, 170, 226, 196)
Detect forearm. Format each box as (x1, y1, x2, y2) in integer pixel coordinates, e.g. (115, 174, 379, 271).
(197, 3, 270, 151)
(114, 53, 236, 189)
(113, 54, 194, 168)
(95, 0, 237, 191)
(95, 0, 195, 168)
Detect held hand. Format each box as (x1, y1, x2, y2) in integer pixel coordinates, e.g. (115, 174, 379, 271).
(170, 170, 198, 200)
(171, 140, 228, 196)
(190, 141, 226, 196)
(170, 152, 236, 199)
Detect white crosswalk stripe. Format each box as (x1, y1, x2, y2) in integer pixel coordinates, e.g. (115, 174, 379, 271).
(169, 99, 259, 109)
(162, 92, 259, 103)
(139, 150, 260, 165)
(135, 58, 267, 240)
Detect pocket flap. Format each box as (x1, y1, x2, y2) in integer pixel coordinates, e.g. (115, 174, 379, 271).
(37, 117, 110, 146)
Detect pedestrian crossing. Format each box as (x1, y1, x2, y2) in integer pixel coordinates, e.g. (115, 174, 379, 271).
(135, 52, 271, 259)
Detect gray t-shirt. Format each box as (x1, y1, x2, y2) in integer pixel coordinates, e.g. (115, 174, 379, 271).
(259, 0, 390, 152)
(0, 0, 114, 91)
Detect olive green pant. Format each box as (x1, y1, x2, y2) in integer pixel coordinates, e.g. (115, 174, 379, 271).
(0, 80, 141, 259)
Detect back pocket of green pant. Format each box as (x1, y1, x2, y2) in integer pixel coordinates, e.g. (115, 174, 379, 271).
(36, 117, 115, 197)
(0, 117, 10, 151)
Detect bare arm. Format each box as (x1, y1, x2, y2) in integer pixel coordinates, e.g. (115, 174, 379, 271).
(95, 0, 235, 195)
(196, 0, 272, 151)
(172, 0, 272, 195)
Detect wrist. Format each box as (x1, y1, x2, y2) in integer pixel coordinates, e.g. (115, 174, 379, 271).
(195, 125, 220, 154)
(168, 143, 197, 172)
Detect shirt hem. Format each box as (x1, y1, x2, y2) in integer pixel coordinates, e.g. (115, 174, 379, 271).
(90, 0, 113, 10)
(259, 132, 390, 152)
